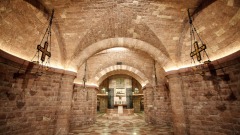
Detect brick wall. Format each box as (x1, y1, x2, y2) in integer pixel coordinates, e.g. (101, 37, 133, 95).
(54, 74, 75, 135)
(183, 57, 240, 135)
(0, 55, 76, 135)
(143, 85, 172, 126)
(133, 96, 141, 113)
(98, 96, 108, 113)
(69, 85, 97, 130)
(143, 63, 173, 126)
(167, 52, 240, 135)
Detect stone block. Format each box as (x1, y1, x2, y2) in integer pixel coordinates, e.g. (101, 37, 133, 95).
(0, 113, 7, 119)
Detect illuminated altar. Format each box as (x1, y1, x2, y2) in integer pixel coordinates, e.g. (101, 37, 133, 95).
(97, 75, 143, 115)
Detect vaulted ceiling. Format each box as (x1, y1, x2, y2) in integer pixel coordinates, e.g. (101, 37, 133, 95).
(0, 0, 240, 85)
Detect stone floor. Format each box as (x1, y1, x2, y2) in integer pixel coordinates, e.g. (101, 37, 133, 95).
(69, 113, 173, 135)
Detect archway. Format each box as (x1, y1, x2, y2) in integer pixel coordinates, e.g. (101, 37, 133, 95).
(94, 65, 149, 87)
(66, 38, 177, 72)
(97, 74, 144, 115)
(95, 65, 150, 114)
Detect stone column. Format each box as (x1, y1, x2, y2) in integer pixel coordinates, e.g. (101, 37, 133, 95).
(108, 88, 114, 108)
(133, 96, 141, 113)
(143, 86, 154, 123)
(126, 88, 133, 108)
(99, 96, 108, 113)
(86, 87, 98, 124)
(54, 74, 75, 135)
(69, 85, 98, 129)
(167, 74, 186, 135)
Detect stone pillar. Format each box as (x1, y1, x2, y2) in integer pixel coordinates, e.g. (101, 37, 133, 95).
(85, 87, 98, 124)
(133, 96, 141, 113)
(167, 74, 186, 135)
(54, 74, 75, 135)
(69, 85, 98, 129)
(143, 86, 154, 123)
(108, 88, 114, 108)
(99, 96, 108, 113)
(126, 88, 133, 108)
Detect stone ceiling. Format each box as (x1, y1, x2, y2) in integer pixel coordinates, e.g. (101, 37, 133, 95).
(0, 0, 240, 85)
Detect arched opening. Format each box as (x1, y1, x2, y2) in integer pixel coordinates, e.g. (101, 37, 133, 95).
(66, 38, 176, 72)
(97, 74, 144, 116)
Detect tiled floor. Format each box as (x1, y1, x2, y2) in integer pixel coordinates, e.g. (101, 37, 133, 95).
(69, 113, 173, 135)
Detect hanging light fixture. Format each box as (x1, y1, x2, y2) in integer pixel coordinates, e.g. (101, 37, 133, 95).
(187, 9, 236, 111)
(32, 9, 54, 72)
(187, 9, 212, 76)
(82, 60, 89, 101)
(83, 61, 87, 89)
(11, 10, 55, 108)
(187, 9, 211, 65)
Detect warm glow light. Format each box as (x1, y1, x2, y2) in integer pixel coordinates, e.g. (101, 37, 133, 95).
(107, 47, 128, 52)
(164, 64, 180, 72)
(165, 49, 240, 72)
(65, 67, 77, 72)
(165, 67, 179, 72)
(141, 80, 149, 88)
(165, 62, 209, 72)
(2, 49, 30, 61)
(0, 48, 77, 72)
(165, 41, 240, 72)
(210, 45, 240, 62)
(73, 80, 99, 87)
(96, 47, 129, 55)
(49, 65, 65, 70)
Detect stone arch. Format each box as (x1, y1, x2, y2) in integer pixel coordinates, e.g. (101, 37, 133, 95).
(69, 6, 170, 59)
(94, 65, 149, 87)
(66, 38, 177, 72)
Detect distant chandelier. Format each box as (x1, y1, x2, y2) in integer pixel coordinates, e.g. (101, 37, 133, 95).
(187, 9, 211, 64)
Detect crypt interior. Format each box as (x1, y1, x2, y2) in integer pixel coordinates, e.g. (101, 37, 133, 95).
(0, 0, 240, 135)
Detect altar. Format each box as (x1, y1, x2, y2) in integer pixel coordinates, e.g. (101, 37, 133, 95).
(107, 95, 134, 115)
(97, 75, 143, 114)
(105, 76, 135, 115)
(106, 107, 134, 116)
(114, 104, 126, 114)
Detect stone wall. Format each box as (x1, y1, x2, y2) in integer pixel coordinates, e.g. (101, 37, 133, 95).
(183, 57, 240, 135)
(54, 74, 75, 135)
(167, 74, 187, 135)
(143, 63, 173, 126)
(98, 96, 108, 113)
(133, 96, 141, 113)
(143, 85, 172, 126)
(69, 85, 97, 130)
(167, 52, 240, 135)
(0, 55, 76, 135)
